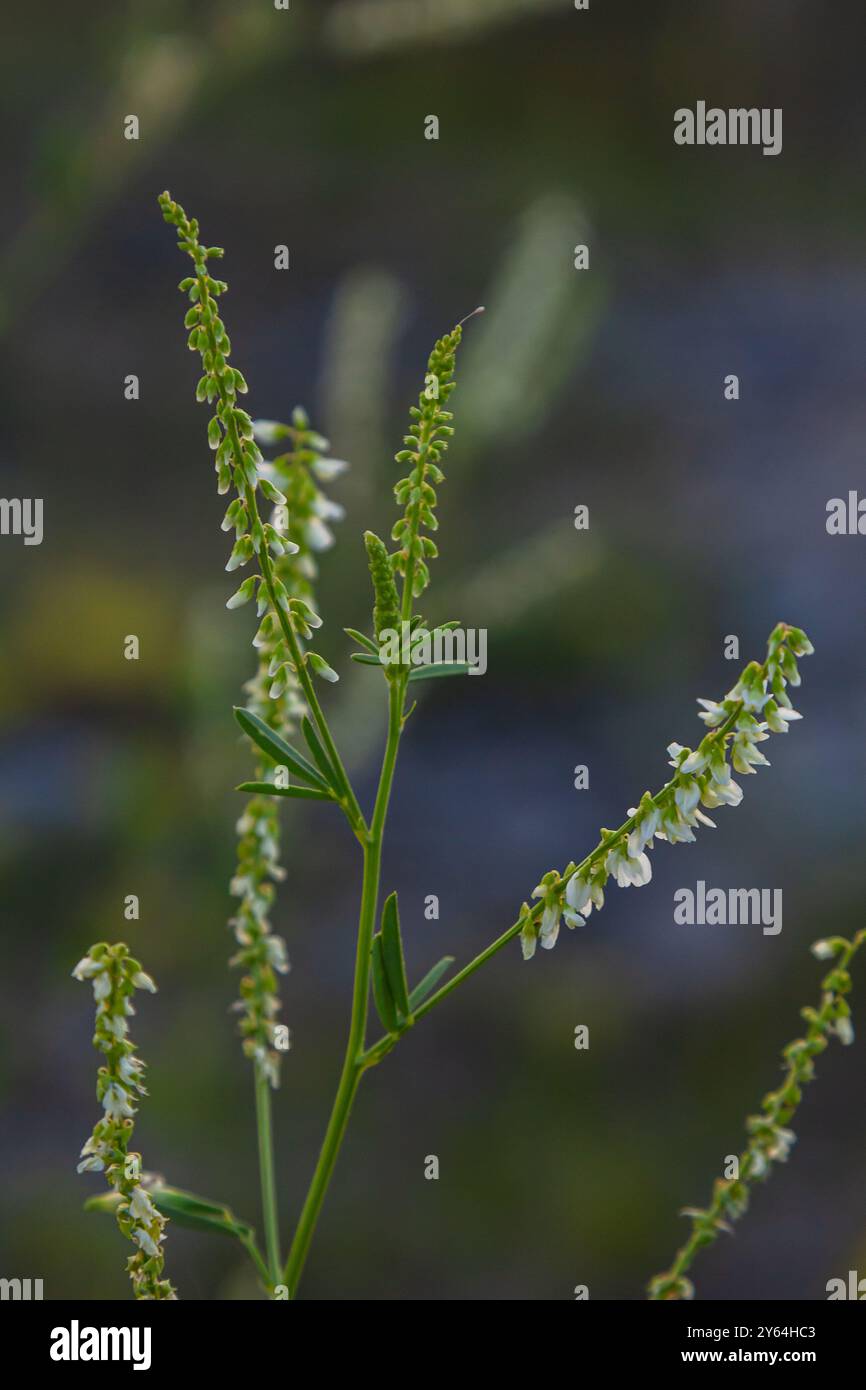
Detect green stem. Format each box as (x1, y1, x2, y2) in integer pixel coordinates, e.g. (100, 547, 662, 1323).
(254, 1064, 281, 1286)
(283, 678, 405, 1296)
(239, 1231, 274, 1291)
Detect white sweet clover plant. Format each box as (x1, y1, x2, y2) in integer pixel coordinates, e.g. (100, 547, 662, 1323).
(71, 194, 862, 1301)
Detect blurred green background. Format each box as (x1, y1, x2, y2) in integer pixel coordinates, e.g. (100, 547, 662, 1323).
(2, 0, 866, 1300)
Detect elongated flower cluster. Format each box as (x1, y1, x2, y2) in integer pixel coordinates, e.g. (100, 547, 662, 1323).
(73, 943, 175, 1299)
(365, 530, 402, 643)
(229, 414, 348, 1086)
(648, 929, 864, 1300)
(521, 623, 814, 960)
(159, 193, 349, 1086)
(158, 194, 339, 685)
(390, 322, 466, 600)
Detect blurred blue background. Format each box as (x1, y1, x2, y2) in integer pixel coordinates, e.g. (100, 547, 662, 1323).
(1, 0, 865, 1299)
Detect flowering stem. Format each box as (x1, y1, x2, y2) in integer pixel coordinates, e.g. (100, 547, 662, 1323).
(254, 1065, 282, 1286)
(194, 262, 364, 838)
(648, 929, 866, 1300)
(283, 677, 406, 1296)
(359, 690, 757, 1067)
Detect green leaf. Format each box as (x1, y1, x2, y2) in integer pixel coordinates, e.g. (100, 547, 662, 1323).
(84, 1184, 255, 1245)
(350, 652, 384, 666)
(233, 706, 329, 790)
(380, 891, 411, 1020)
(301, 715, 345, 797)
(83, 1191, 122, 1215)
(408, 956, 455, 1010)
(150, 1186, 254, 1242)
(371, 934, 400, 1034)
(237, 781, 334, 801)
(344, 627, 379, 655)
(407, 662, 474, 682)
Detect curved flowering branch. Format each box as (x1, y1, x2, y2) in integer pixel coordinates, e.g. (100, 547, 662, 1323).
(361, 622, 814, 1063)
(73, 943, 175, 1300)
(648, 929, 865, 1301)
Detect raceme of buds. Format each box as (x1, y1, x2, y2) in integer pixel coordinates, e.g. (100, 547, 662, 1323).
(159, 192, 338, 690)
(647, 928, 865, 1301)
(390, 323, 463, 601)
(160, 192, 348, 1088)
(364, 530, 402, 644)
(519, 623, 813, 960)
(73, 943, 175, 1300)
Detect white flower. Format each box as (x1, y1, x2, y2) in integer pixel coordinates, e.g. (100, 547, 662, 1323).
(767, 1127, 796, 1161)
(606, 845, 652, 888)
(835, 1015, 854, 1046)
(628, 804, 661, 856)
(810, 939, 835, 960)
(700, 776, 744, 809)
(129, 1186, 157, 1224)
(312, 457, 349, 481)
(314, 495, 346, 523)
(76, 1154, 105, 1173)
(538, 901, 561, 950)
(76, 1137, 106, 1173)
(696, 698, 727, 727)
(680, 747, 709, 775)
(731, 736, 770, 775)
(118, 1054, 146, 1086)
(305, 517, 334, 551)
(131, 1226, 160, 1259)
(765, 704, 802, 733)
(657, 805, 696, 844)
(102, 1083, 136, 1119)
(565, 872, 592, 913)
(93, 972, 112, 1001)
(562, 909, 585, 930)
(72, 955, 105, 981)
(707, 744, 731, 785)
(251, 419, 289, 445)
(674, 778, 701, 818)
(265, 936, 289, 973)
